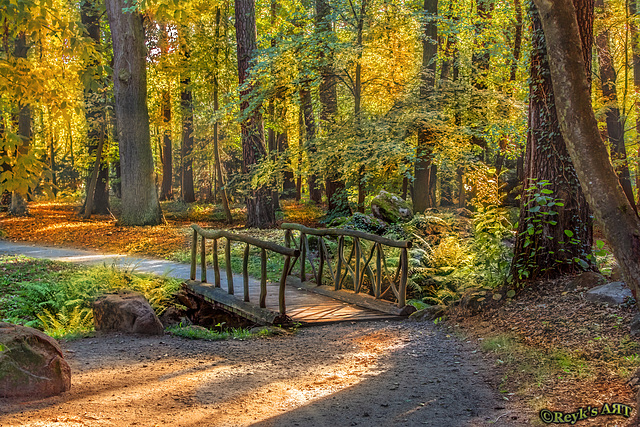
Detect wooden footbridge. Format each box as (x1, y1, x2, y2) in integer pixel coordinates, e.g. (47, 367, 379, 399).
(185, 223, 416, 326)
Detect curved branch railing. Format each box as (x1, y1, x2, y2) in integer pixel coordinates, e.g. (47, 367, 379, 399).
(190, 224, 299, 316)
(281, 223, 412, 308)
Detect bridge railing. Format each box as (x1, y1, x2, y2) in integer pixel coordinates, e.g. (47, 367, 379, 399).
(189, 224, 299, 316)
(281, 223, 412, 308)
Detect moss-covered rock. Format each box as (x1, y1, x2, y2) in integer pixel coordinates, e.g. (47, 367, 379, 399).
(370, 190, 413, 223)
(340, 212, 389, 235)
(0, 322, 71, 398)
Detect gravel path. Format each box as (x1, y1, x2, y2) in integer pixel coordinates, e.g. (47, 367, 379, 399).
(0, 241, 528, 426)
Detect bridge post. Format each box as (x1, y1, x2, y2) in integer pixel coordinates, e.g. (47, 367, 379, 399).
(190, 229, 197, 280)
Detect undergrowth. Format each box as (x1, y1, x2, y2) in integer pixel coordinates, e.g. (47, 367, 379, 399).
(0, 255, 181, 339)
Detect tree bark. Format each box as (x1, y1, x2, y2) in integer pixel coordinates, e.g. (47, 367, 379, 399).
(595, 0, 635, 209)
(628, 0, 640, 206)
(81, 0, 109, 216)
(105, 0, 162, 225)
(316, 0, 348, 214)
(300, 84, 322, 203)
(159, 25, 173, 201)
(235, 0, 275, 228)
(214, 7, 232, 223)
(534, 0, 640, 306)
(180, 80, 196, 203)
(414, 0, 438, 213)
(159, 89, 173, 200)
(510, 0, 594, 281)
(10, 33, 30, 216)
(179, 27, 196, 203)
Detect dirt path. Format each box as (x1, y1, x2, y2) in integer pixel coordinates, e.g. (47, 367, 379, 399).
(0, 241, 528, 426)
(0, 322, 526, 426)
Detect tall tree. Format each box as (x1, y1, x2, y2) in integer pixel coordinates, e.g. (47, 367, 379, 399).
(80, 0, 110, 216)
(179, 27, 196, 203)
(595, 0, 634, 208)
(533, 0, 640, 309)
(159, 24, 173, 201)
(10, 33, 30, 216)
(510, 0, 594, 281)
(628, 0, 640, 206)
(413, 0, 438, 212)
(234, 0, 275, 228)
(317, 0, 348, 214)
(105, 0, 162, 225)
(213, 6, 232, 223)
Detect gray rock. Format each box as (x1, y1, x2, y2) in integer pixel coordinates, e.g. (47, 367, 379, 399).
(93, 290, 164, 335)
(0, 322, 71, 398)
(585, 282, 633, 305)
(371, 190, 413, 223)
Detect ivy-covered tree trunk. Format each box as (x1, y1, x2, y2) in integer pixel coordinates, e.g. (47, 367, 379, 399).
(413, 0, 438, 213)
(80, 0, 109, 216)
(510, 0, 593, 281)
(105, 0, 162, 226)
(235, 0, 275, 228)
(533, 0, 640, 309)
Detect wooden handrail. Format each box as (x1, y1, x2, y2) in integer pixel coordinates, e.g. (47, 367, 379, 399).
(281, 223, 410, 308)
(281, 223, 412, 248)
(191, 224, 298, 256)
(190, 224, 299, 318)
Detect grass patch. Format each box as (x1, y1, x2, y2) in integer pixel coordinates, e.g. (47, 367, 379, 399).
(480, 334, 594, 396)
(167, 324, 271, 341)
(0, 255, 181, 339)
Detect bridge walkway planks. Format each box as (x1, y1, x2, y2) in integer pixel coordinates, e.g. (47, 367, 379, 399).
(185, 272, 406, 326)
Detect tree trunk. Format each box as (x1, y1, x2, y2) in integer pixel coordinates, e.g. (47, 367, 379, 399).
(159, 89, 173, 200)
(533, 0, 640, 307)
(214, 7, 232, 223)
(414, 0, 438, 213)
(316, 0, 348, 214)
(105, 0, 162, 225)
(628, 0, 640, 206)
(81, 0, 109, 216)
(10, 33, 30, 216)
(180, 80, 196, 203)
(595, 0, 635, 209)
(510, 0, 593, 281)
(234, 0, 275, 228)
(300, 84, 322, 203)
(354, 0, 368, 213)
(179, 27, 196, 203)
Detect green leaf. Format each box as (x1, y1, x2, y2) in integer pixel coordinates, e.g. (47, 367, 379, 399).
(540, 189, 553, 194)
(564, 230, 574, 238)
(506, 290, 516, 298)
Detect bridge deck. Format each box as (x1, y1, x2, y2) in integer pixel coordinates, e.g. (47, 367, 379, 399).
(185, 273, 406, 325)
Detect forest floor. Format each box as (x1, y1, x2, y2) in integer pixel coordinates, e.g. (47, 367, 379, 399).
(0, 202, 639, 425)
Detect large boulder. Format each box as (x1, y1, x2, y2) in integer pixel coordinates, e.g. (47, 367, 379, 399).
(0, 322, 71, 398)
(371, 190, 413, 223)
(93, 290, 164, 335)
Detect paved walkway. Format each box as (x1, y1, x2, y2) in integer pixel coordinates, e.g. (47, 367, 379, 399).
(0, 240, 397, 324)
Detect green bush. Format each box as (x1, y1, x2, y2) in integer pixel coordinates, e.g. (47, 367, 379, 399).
(0, 256, 181, 338)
